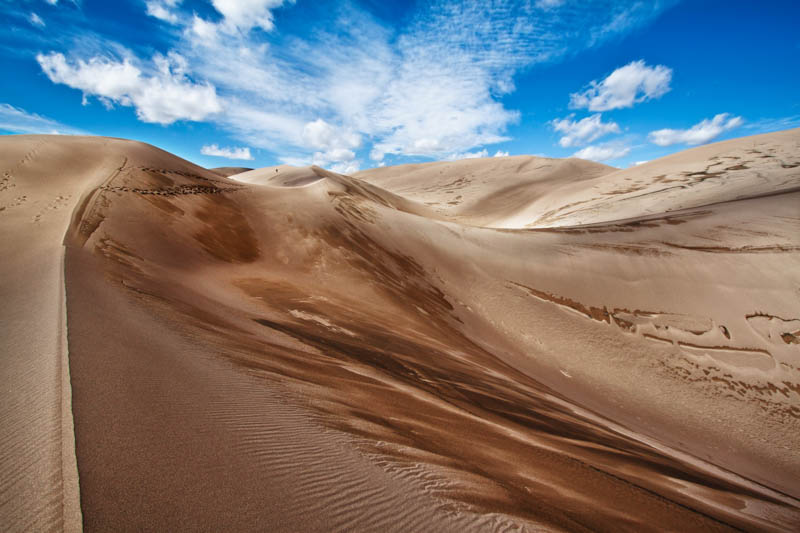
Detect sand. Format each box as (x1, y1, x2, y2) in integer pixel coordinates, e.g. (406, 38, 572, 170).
(210, 167, 254, 178)
(1, 130, 799, 531)
(0, 136, 122, 532)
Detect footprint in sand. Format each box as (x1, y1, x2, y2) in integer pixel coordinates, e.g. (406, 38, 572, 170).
(32, 194, 72, 222)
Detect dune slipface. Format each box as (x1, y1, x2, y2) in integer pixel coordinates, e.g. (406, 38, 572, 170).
(1, 130, 799, 531)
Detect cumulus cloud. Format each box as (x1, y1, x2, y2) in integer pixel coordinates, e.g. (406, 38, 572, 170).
(551, 113, 620, 147)
(281, 153, 360, 175)
(36, 52, 222, 124)
(327, 161, 360, 175)
(280, 139, 360, 174)
(302, 119, 360, 151)
(494, 150, 510, 157)
(0, 103, 85, 135)
(296, 118, 362, 172)
(648, 113, 743, 146)
(200, 144, 253, 160)
(30, 13, 45, 27)
(570, 60, 672, 111)
(312, 148, 358, 173)
(572, 143, 630, 162)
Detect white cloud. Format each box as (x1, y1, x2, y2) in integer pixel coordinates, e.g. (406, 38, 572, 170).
(572, 143, 630, 162)
(280, 140, 361, 174)
(328, 161, 360, 175)
(176, 1, 671, 162)
(292, 119, 363, 174)
(550, 113, 620, 147)
(316, 148, 355, 162)
(0, 103, 85, 135)
(30, 13, 45, 27)
(207, 0, 287, 34)
(443, 148, 510, 160)
(443, 149, 489, 161)
(36, 52, 222, 124)
(282, 150, 361, 175)
(200, 144, 253, 160)
(190, 15, 219, 41)
(145, 1, 180, 24)
(45, 0, 58, 5)
(570, 60, 672, 111)
(223, 104, 307, 150)
(37, 1, 675, 165)
(311, 147, 358, 174)
(634, 160, 648, 166)
(302, 119, 360, 151)
(648, 113, 743, 146)
(367, 62, 518, 160)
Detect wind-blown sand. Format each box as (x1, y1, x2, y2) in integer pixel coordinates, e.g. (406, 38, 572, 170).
(1, 130, 799, 531)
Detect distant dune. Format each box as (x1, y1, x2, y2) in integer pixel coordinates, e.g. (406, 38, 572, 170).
(209, 166, 254, 178)
(2, 130, 799, 531)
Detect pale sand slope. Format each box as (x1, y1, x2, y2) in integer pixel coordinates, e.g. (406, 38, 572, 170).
(356, 129, 799, 229)
(2, 130, 799, 531)
(352, 155, 615, 227)
(0, 136, 125, 532)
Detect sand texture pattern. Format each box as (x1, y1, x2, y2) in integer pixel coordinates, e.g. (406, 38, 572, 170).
(1, 130, 799, 531)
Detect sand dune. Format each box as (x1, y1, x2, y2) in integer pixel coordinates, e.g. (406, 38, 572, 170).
(355, 155, 615, 227)
(210, 167, 254, 178)
(1, 130, 799, 531)
(356, 131, 799, 229)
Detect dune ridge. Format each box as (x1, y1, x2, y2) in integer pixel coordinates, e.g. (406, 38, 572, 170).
(0, 136, 110, 532)
(1, 130, 799, 531)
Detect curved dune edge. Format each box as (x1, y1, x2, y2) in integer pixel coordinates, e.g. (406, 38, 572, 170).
(59, 249, 83, 533)
(0, 136, 94, 532)
(2, 131, 799, 531)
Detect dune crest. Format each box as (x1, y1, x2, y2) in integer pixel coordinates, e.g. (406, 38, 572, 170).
(2, 130, 799, 531)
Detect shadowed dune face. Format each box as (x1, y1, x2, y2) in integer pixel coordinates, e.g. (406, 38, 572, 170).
(209, 166, 254, 178)
(49, 130, 800, 530)
(0, 135, 236, 532)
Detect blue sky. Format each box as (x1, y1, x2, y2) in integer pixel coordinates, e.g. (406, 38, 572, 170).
(1, 0, 798, 171)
